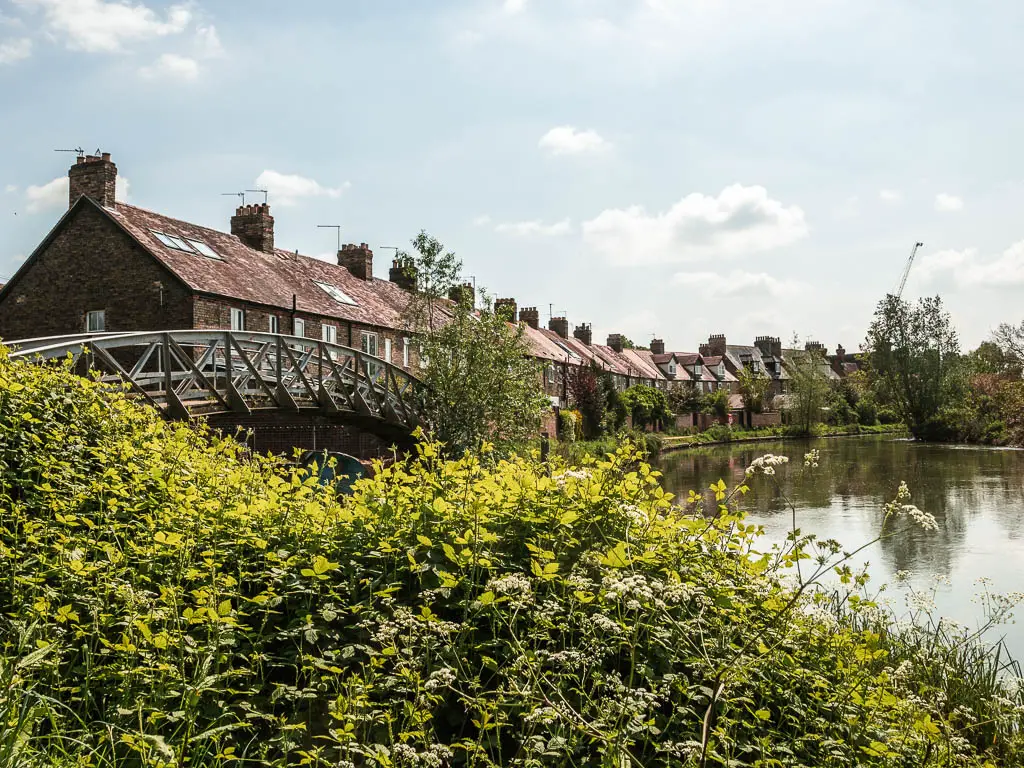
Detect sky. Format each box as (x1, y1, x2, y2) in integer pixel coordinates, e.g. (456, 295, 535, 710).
(2, 0, 1023, 352)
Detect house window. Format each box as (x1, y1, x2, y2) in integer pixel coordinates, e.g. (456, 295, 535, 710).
(85, 310, 105, 332)
(312, 280, 358, 306)
(403, 338, 410, 367)
(384, 337, 392, 364)
(269, 315, 279, 334)
(718, 363, 725, 377)
(293, 318, 305, 338)
(322, 324, 337, 344)
(230, 307, 245, 331)
(546, 364, 556, 384)
(361, 331, 378, 358)
(668, 362, 677, 376)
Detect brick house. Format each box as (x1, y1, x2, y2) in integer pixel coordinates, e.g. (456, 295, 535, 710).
(0, 154, 445, 372)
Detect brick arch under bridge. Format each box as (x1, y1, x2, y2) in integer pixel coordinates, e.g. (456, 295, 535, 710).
(7, 330, 424, 459)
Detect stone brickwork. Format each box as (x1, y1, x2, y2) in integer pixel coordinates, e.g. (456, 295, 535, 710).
(338, 243, 373, 281)
(230, 204, 274, 253)
(203, 412, 392, 459)
(0, 204, 192, 341)
(69, 153, 116, 208)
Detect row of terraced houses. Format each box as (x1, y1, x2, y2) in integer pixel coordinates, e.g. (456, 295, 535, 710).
(0, 153, 861, 444)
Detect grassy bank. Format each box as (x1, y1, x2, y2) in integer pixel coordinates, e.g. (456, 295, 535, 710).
(660, 422, 908, 451)
(1, 352, 1020, 766)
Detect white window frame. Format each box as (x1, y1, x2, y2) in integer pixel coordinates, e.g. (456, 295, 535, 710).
(322, 324, 337, 344)
(269, 315, 279, 334)
(86, 309, 105, 332)
(230, 307, 245, 331)
(403, 337, 410, 367)
(361, 331, 378, 358)
(384, 337, 392, 364)
(293, 317, 305, 338)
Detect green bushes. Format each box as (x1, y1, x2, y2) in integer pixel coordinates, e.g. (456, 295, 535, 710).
(0, 351, 1020, 766)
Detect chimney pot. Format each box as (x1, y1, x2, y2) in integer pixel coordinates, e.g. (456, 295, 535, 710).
(607, 333, 624, 353)
(519, 306, 540, 330)
(548, 316, 569, 339)
(650, 338, 665, 355)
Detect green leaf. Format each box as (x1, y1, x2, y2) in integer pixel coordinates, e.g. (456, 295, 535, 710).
(477, 591, 495, 606)
(600, 542, 631, 568)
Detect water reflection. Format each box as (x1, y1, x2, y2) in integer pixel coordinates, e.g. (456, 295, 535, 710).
(656, 436, 1024, 657)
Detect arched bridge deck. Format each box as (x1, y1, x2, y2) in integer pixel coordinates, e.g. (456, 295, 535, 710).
(7, 330, 423, 442)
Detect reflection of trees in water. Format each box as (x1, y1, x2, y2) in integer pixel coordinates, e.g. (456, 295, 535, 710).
(656, 437, 1024, 579)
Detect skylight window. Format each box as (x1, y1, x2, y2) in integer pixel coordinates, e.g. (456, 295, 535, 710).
(150, 230, 222, 260)
(186, 239, 221, 260)
(313, 280, 358, 306)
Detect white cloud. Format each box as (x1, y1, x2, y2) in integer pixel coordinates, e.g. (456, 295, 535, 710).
(918, 242, 1024, 287)
(255, 170, 349, 207)
(14, 0, 191, 53)
(25, 176, 67, 213)
(471, 214, 492, 227)
(879, 189, 902, 204)
(538, 125, 610, 156)
(503, 0, 527, 13)
(672, 270, 803, 298)
(495, 218, 572, 236)
(26, 173, 129, 212)
(935, 193, 963, 212)
(0, 37, 31, 63)
(582, 184, 808, 266)
(195, 24, 224, 58)
(4, 184, 16, 193)
(139, 52, 198, 81)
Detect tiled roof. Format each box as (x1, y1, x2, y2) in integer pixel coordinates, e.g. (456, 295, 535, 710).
(673, 352, 701, 366)
(106, 202, 452, 331)
(620, 348, 666, 382)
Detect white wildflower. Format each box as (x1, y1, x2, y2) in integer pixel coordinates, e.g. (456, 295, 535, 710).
(424, 667, 456, 692)
(487, 573, 533, 608)
(803, 449, 820, 468)
(746, 453, 789, 476)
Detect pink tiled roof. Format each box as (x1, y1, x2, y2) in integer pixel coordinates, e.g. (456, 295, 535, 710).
(107, 202, 453, 331)
(621, 349, 667, 382)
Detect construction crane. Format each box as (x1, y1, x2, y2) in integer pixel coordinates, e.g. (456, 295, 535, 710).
(894, 241, 924, 299)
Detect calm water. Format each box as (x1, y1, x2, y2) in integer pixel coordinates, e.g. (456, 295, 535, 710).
(656, 435, 1024, 658)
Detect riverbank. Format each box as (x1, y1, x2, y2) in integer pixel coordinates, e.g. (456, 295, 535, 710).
(659, 422, 908, 452)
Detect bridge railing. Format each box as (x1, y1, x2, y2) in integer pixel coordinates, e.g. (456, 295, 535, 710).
(6, 330, 423, 431)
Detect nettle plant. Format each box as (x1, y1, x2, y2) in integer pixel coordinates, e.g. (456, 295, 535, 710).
(1, 349, 1023, 767)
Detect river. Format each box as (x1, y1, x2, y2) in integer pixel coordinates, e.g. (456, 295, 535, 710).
(655, 434, 1024, 660)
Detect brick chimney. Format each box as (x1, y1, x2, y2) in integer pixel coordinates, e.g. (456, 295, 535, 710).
(573, 323, 592, 345)
(607, 333, 625, 353)
(754, 335, 782, 358)
(549, 316, 569, 339)
(68, 152, 117, 208)
(338, 243, 373, 281)
(650, 338, 665, 355)
(389, 257, 417, 291)
(519, 307, 539, 329)
(494, 298, 517, 322)
(707, 333, 727, 357)
(835, 344, 846, 362)
(231, 203, 275, 253)
(448, 282, 474, 307)
(805, 340, 825, 356)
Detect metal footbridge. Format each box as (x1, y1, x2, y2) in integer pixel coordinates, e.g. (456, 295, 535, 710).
(7, 330, 423, 440)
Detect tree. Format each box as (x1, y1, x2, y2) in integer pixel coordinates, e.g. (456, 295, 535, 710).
(418, 296, 548, 455)
(567, 362, 605, 439)
(786, 345, 831, 435)
(993, 319, 1024, 365)
(701, 387, 731, 420)
(736, 368, 771, 413)
(667, 382, 702, 414)
(621, 385, 671, 430)
(866, 295, 961, 438)
(601, 372, 628, 433)
(397, 230, 462, 332)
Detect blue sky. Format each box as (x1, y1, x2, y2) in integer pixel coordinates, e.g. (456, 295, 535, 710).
(2, 0, 1023, 351)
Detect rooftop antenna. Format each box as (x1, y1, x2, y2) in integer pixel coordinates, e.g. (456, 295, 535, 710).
(54, 147, 85, 156)
(245, 188, 268, 204)
(380, 245, 400, 264)
(318, 224, 342, 252)
(222, 191, 246, 205)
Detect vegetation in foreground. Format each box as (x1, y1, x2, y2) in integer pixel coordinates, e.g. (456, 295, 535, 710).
(2, 351, 1024, 767)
